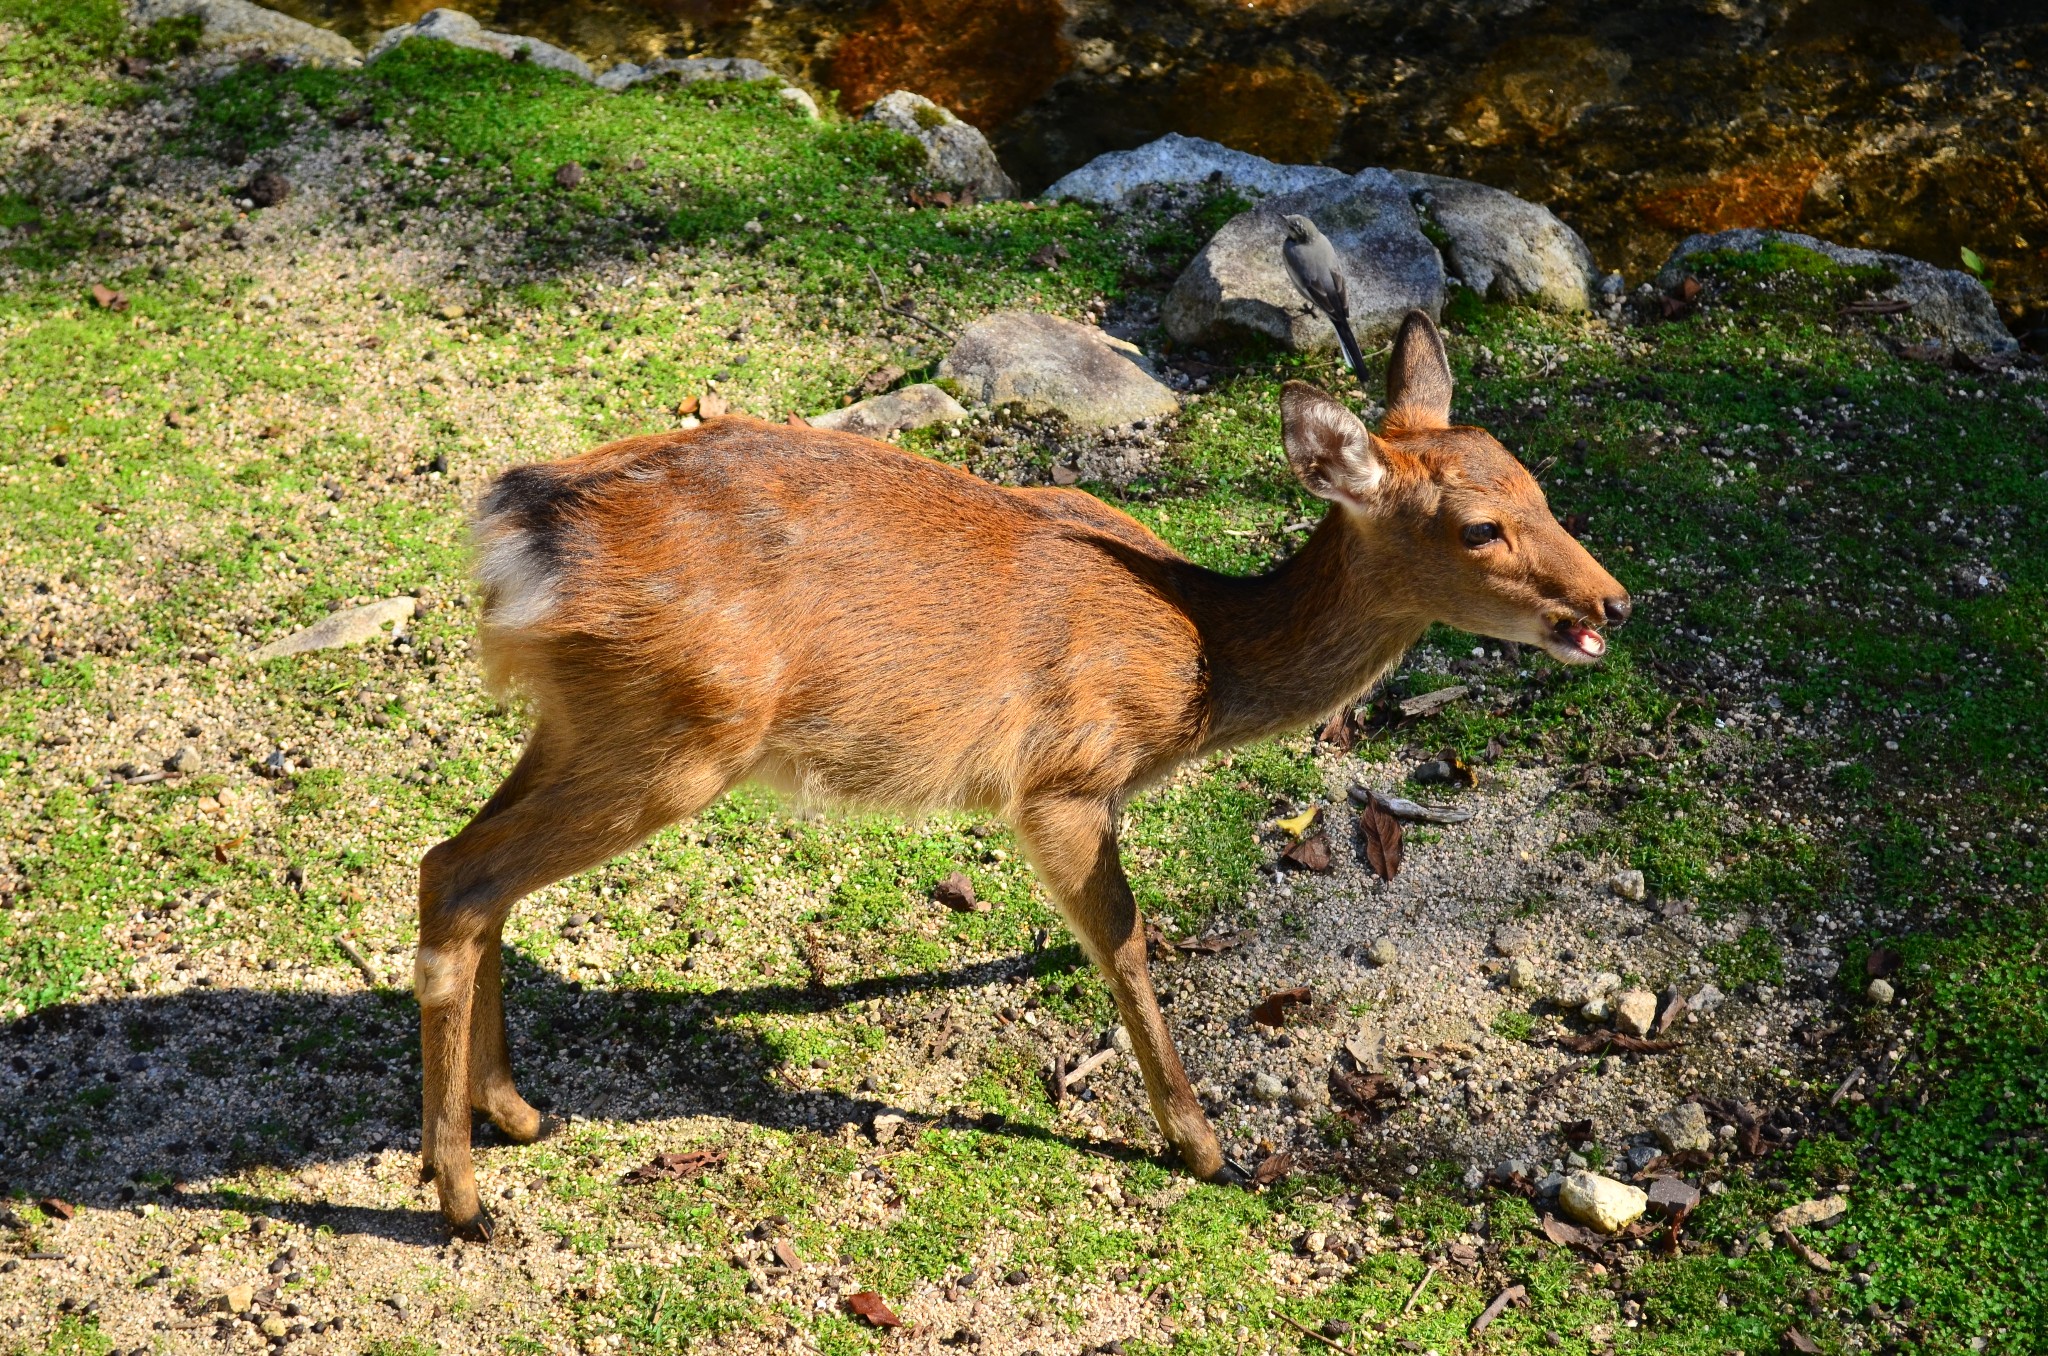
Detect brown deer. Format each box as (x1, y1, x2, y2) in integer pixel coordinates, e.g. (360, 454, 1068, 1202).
(415, 310, 1628, 1238)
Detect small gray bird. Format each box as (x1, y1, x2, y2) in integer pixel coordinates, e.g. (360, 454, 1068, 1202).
(1280, 213, 1368, 384)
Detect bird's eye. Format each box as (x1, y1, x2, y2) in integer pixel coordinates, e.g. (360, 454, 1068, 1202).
(1462, 522, 1503, 548)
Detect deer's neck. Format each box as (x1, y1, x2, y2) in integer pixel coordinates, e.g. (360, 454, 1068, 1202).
(1189, 510, 1429, 751)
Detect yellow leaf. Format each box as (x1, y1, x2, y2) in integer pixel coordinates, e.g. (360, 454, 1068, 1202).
(1275, 807, 1320, 839)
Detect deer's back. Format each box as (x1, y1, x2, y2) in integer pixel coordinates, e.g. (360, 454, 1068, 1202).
(474, 419, 1212, 810)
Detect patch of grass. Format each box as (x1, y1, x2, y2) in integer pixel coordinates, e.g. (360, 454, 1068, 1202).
(1703, 926, 1785, 990)
(1490, 1009, 1536, 1042)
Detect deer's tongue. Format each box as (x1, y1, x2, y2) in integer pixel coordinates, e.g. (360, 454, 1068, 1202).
(1562, 623, 1605, 657)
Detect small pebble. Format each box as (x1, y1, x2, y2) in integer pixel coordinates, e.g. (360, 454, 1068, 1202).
(1365, 937, 1398, 967)
(1609, 868, 1647, 902)
(1866, 978, 1894, 1005)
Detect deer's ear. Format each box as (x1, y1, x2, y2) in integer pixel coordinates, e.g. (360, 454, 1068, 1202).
(1384, 309, 1453, 431)
(1281, 380, 1391, 509)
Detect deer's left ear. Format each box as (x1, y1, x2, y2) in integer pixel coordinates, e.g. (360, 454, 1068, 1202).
(1281, 381, 1394, 510)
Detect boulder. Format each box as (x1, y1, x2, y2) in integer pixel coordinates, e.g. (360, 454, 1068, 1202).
(862, 91, 1015, 201)
(596, 56, 818, 117)
(1163, 169, 1445, 353)
(368, 8, 592, 83)
(1392, 170, 1599, 310)
(1042, 133, 1345, 206)
(1652, 1101, 1714, 1155)
(809, 383, 967, 439)
(131, 0, 361, 68)
(939, 312, 1178, 429)
(1558, 1171, 1647, 1233)
(1657, 228, 2016, 353)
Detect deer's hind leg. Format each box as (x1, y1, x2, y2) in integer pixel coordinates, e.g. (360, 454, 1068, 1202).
(417, 738, 739, 1238)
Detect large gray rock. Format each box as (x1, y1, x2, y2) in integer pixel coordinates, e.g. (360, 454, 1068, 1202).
(1164, 168, 1445, 353)
(809, 383, 967, 439)
(1393, 170, 1598, 310)
(939, 313, 1178, 429)
(130, 0, 361, 68)
(862, 91, 1015, 201)
(596, 56, 818, 117)
(1657, 229, 2016, 353)
(1042, 133, 1345, 206)
(368, 8, 592, 82)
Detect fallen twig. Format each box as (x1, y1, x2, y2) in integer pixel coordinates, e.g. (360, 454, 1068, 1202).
(1471, 1283, 1526, 1335)
(1063, 1047, 1115, 1091)
(337, 938, 384, 988)
(866, 265, 955, 341)
(1776, 1227, 1834, 1272)
(1270, 1309, 1354, 1354)
(1400, 1263, 1439, 1316)
(1829, 1067, 1864, 1108)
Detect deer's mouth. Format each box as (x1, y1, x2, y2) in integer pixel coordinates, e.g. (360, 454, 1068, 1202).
(1545, 616, 1607, 662)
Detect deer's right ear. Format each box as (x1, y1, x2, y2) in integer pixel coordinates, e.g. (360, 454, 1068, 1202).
(1281, 380, 1392, 510)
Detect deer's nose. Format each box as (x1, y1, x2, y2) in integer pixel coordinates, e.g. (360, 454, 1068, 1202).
(1603, 595, 1633, 628)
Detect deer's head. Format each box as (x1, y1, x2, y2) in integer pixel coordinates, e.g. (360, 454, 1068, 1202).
(1281, 311, 1629, 664)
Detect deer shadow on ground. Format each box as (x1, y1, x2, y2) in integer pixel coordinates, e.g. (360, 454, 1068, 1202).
(0, 945, 1159, 1246)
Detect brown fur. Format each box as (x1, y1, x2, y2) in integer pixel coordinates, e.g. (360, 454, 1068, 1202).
(415, 311, 1627, 1237)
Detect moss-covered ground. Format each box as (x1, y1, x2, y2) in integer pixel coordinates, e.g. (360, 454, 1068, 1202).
(1, 3, 2043, 1354)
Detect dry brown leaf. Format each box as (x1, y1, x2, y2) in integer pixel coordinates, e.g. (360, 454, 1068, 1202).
(785, 412, 808, 427)
(1784, 1328, 1821, 1354)
(39, 1197, 75, 1220)
(1358, 800, 1403, 881)
(1399, 685, 1468, 718)
(90, 284, 128, 313)
(1249, 986, 1311, 1028)
(620, 1148, 725, 1186)
(1176, 929, 1251, 955)
(1250, 1151, 1294, 1186)
(1652, 986, 1688, 1036)
(699, 391, 730, 418)
(1540, 1213, 1601, 1250)
(1317, 705, 1360, 750)
(1281, 833, 1332, 872)
(1438, 747, 1477, 789)
(1329, 1067, 1400, 1109)
(772, 1239, 802, 1270)
(845, 1291, 902, 1327)
(931, 871, 985, 913)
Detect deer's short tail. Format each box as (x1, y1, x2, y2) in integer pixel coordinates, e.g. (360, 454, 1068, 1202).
(470, 462, 589, 701)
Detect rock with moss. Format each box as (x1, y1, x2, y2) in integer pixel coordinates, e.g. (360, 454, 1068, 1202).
(1042, 133, 1345, 206)
(1657, 228, 2015, 353)
(130, 0, 361, 68)
(368, 8, 592, 82)
(1392, 170, 1598, 311)
(939, 312, 1177, 429)
(861, 91, 1015, 201)
(1164, 168, 1445, 354)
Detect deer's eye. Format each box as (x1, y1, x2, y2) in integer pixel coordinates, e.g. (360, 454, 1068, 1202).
(1462, 522, 1503, 548)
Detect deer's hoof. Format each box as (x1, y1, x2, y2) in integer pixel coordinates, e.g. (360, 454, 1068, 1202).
(448, 1207, 495, 1244)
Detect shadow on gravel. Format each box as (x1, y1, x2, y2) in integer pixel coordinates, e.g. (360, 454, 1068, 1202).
(0, 946, 1150, 1244)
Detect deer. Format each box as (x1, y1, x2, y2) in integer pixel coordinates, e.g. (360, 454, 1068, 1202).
(414, 309, 1629, 1238)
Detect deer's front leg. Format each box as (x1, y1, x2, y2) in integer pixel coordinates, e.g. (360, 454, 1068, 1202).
(1014, 795, 1225, 1181)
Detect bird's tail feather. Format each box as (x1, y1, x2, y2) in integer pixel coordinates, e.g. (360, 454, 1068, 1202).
(1330, 314, 1370, 388)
